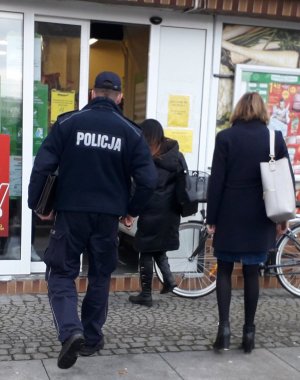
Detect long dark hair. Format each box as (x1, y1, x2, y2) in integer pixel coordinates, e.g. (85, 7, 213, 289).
(140, 119, 165, 157)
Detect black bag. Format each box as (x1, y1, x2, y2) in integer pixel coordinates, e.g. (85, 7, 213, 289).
(176, 171, 210, 217)
(35, 174, 57, 216)
(176, 155, 209, 217)
(185, 171, 210, 203)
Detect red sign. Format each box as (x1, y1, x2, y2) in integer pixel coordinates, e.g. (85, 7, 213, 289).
(0, 134, 10, 237)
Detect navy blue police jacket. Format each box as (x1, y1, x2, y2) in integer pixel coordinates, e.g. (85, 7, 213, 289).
(28, 97, 157, 217)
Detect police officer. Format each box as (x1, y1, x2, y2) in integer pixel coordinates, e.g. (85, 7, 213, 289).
(28, 71, 157, 369)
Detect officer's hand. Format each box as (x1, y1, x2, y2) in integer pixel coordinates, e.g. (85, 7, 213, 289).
(36, 210, 55, 221)
(207, 225, 215, 235)
(277, 221, 288, 236)
(120, 215, 134, 228)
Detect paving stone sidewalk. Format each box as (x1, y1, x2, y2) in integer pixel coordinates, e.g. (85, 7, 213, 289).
(0, 289, 299, 361)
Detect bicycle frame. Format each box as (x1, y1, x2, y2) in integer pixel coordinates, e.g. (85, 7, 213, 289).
(188, 225, 208, 262)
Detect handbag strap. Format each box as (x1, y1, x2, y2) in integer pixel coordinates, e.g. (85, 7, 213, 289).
(269, 129, 275, 162)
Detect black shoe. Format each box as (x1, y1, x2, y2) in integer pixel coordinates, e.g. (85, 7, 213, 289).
(241, 324, 255, 354)
(213, 322, 231, 351)
(57, 333, 85, 369)
(79, 336, 104, 356)
(160, 283, 176, 294)
(128, 293, 153, 307)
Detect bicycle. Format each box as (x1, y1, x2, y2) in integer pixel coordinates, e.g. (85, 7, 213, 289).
(261, 220, 300, 297)
(154, 209, 300, 298)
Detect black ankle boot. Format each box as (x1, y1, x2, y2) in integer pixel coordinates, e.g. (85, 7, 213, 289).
(242, 324, 255, 353)
(128, 293, 153, 307)
(213, 322, 231, 351)
(160, 283, 176, 294)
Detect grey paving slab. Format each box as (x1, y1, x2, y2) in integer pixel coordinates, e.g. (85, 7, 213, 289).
(0, 360, 48, 380)
(42, 353, 182, 380)
(269, 346, 300, 371)
(161, 348, 300, 380)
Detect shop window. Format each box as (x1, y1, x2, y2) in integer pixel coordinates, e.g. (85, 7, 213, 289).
(0, 13, 23, 261)
(32, 21, 81, 262)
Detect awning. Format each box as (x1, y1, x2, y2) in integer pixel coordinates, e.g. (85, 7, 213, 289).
(63, 0, 300, 21)
(76, 0, 193, 10)
(188, 0, 300, 22)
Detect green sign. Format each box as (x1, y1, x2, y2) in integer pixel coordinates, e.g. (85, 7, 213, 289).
(33, 81, 48, 155)
(0, 96, 22, 156)
(242, 71, 300, 85)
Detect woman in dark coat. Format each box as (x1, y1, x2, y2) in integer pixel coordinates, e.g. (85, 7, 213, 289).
(129, 119, 182, 307)
(206, 92, 293, 353)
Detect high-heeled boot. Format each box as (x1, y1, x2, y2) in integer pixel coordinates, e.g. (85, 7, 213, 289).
(213, 322, 231, 350)
(242, 324, 255, 353)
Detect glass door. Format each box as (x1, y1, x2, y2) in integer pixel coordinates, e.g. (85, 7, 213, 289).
(0, 11, 25, 274)
(31, 17, 89, 273)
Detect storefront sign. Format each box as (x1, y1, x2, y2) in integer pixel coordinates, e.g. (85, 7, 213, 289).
(0, 134, 10, 237)
(50, 90, 75, 123)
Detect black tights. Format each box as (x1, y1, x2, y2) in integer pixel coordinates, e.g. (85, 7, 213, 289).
(216, 259, 259, 326)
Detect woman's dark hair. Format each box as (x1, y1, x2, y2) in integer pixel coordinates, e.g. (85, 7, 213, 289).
(140, 119, 165, 157)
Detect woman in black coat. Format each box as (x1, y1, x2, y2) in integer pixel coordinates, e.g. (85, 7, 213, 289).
(129, 119, 182, 307)
(206, 92, 293, 353)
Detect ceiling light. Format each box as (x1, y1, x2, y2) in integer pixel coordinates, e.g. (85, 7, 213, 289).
(89, 38, 98, 46)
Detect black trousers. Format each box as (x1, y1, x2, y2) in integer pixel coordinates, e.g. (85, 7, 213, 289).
(45, 211, 119, 344)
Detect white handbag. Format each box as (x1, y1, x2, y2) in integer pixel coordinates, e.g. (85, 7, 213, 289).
(260, 130, 295, 223)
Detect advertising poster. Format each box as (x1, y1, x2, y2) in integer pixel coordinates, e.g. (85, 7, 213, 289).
(0, 96, 22, 156)
(0, 134, 10, 237)
(234, 65, 300, 180)
(9, 156, 22, 198)
(33, 81, 48, 155)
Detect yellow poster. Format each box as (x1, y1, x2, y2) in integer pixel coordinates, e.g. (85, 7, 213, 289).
(164, 128, 193, 153)
(167, 95, 190, 127)
(51, 90, 75, 123)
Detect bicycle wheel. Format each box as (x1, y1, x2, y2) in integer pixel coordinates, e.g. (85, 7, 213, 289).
(154, 221, 217, 298)
(275, 224, 300, 297)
